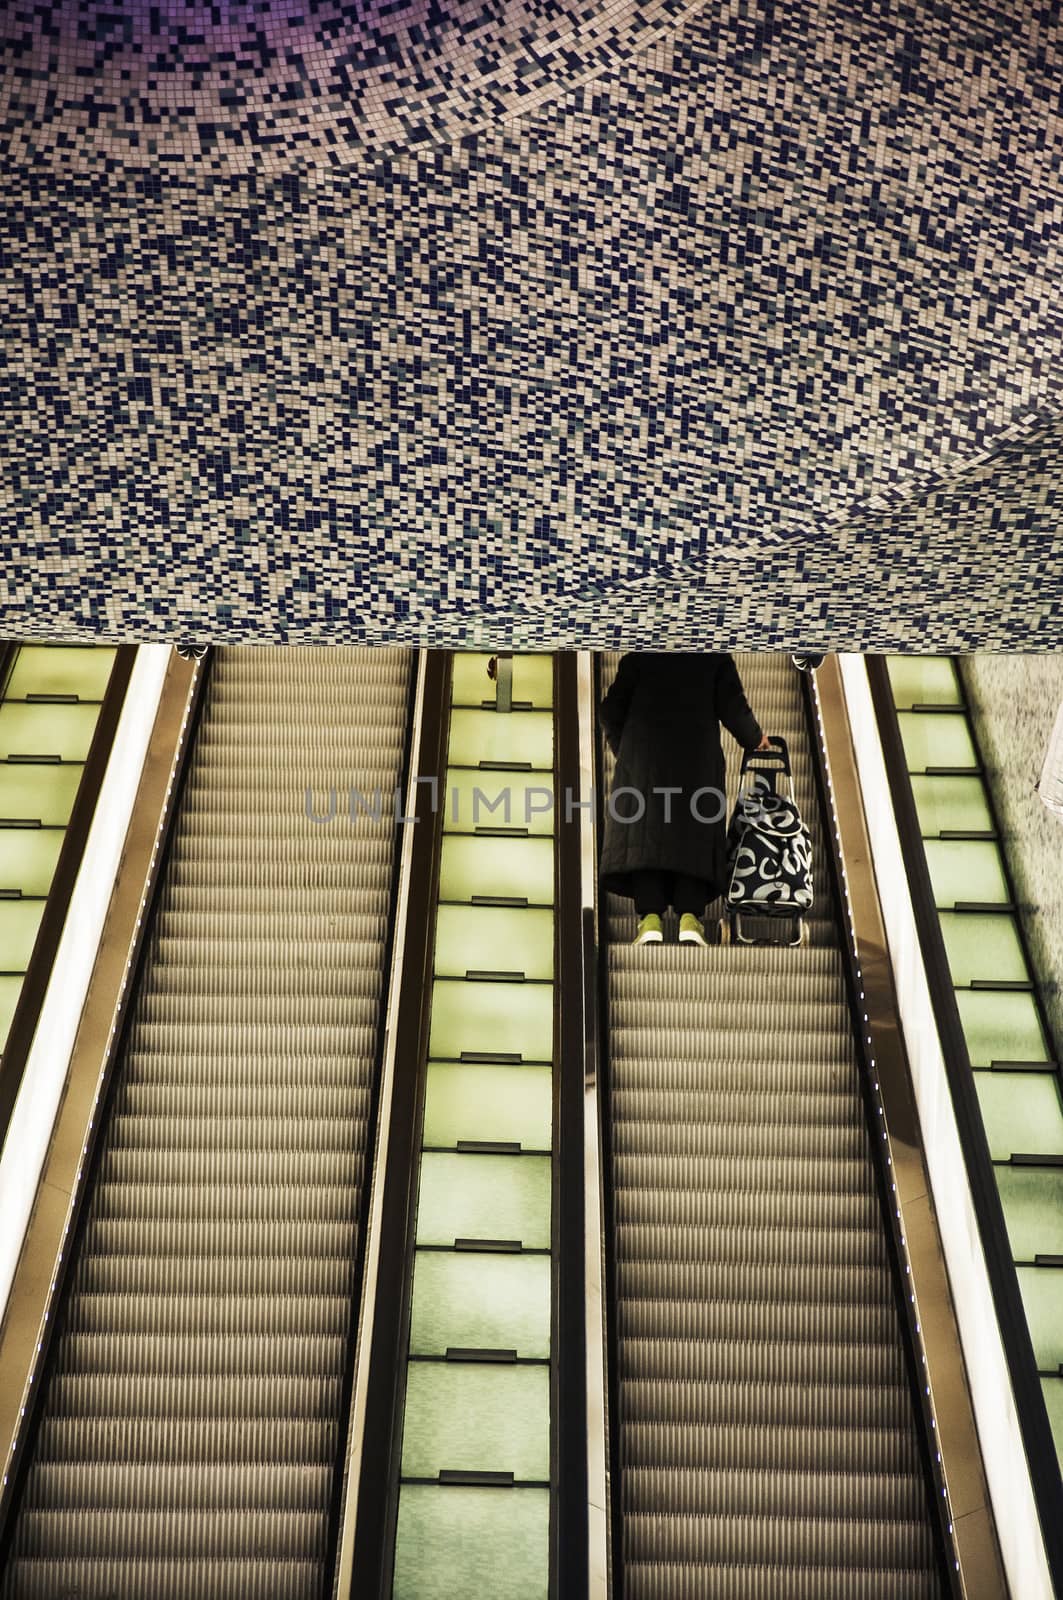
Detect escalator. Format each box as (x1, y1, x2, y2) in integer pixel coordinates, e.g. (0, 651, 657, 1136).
(599, 652, 947, 1600)
(0, 646, 412, 1600)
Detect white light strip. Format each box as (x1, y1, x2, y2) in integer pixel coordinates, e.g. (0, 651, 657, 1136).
(839, 652, 1053, 1600)
(0, 646, 170, 1334)
(334, 648, 425, 1600)
(578, 650, 609, 1600)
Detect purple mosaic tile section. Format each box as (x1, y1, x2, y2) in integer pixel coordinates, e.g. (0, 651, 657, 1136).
(1, 0, 1062, 646)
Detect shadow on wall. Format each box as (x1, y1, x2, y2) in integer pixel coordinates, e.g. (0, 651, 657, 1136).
(961, 655, 1063, 1056)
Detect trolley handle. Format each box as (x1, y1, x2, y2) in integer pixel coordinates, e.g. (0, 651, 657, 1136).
(739, 734, 792, 776)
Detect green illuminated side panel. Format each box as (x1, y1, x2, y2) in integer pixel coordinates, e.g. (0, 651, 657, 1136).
(0, 900, 46, 973)
(6, 646, 116, 700)
(433, 905, 554, 982)
(0, 703, 101, 761)
(0, 829, 64, 896)
(416, 1153, 551, 1249)
(401, 1365, 550, 1480)
(451, 653, 553, 710)
(937, 912, 1026, 987)
(0, 974, 22, 1052)
(428, 979, 554, 1062)
(973, 1072, 1063, 1161)
(0, 764, 84, 826)
(908, 776, 993, 839)
(443, 769, 556, 837)
(923, 839, 1009, 909)
(996, 1169, 1063, 1260)
(1043, 1380, 1063, 1462)
(886, 656, 961, 710)
(423, 1063, 553, 1151)
(955, 990, 1050, 1068)
(896, 710, 977, 774)
(393, 1487, 549, 1600)
(409, 1253, 551, 1359)
(1016, 1268, 1063, 1369)
(448, 709, 553, 771)
(439, 836, 554, 906)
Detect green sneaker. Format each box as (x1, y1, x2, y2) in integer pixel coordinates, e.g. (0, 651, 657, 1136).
(633, 913, 663, 946)
(678, 913, 708, 946)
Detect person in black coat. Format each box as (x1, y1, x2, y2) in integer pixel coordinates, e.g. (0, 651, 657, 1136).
(599, 652, 770, 944)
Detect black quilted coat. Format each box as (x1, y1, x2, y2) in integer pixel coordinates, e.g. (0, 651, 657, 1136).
(599, 652, 763, 898)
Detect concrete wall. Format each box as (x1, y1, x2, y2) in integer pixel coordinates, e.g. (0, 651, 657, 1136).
(960, 655, 1063, 1057)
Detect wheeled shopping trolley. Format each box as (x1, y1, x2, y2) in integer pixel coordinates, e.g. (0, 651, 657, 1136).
(723, 736, 814, 947)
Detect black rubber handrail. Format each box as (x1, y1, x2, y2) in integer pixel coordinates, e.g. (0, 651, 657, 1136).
(590, 654, 626, 1600)
(867, 654, 1063, 1585)
(553, 650, 589, 1598)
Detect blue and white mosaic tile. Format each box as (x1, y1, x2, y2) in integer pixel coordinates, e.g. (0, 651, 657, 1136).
(1, 0, 1061, 646)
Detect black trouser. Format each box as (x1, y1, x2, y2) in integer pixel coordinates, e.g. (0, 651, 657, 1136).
(630, 869, 712, 918)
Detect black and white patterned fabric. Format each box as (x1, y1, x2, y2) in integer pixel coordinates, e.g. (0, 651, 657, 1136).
(725, 777, 815, 915)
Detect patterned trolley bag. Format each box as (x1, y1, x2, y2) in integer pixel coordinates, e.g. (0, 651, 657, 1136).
(724, 735, 813, 946)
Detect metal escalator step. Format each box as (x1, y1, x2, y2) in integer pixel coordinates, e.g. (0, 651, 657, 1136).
(608, 1054, 858, 1093)
(617, 1297, 904, 1347)
(12, 1508, 325, 1561)
(113, 1082, 371, 1120)
(621, 1466, 929, 1521)
(619, 1337, 905, 1387)
(58, 1333, 347, 1379)
(609, 973, 847, 1008)
(104, 1113, 366, 1153)
(32, 1413, 341, 1465)
(133, 992, 380, 1027)
(611, 1026, 856, 1065)
(624, 1511, 936, 1570)
(91, 1148, 367, 1193)
(616, 1222, 888, 1269)
(144, 962, 385, 998)
(623, 1557, 942, 1600)
(46, 1372, 343, 1422)
(19, 1460, 333, 1512)
(612, 1088, 863, 1128)
(614, 1154, 877, 1198)
(153, 910, 390, 942)
(618, 1261, 893, 1310)
(90, 1181, 368, 1224)
(620, 1377, 913, 1431)
(1, 1561, 323, 1600)
(81, 1217, 358, 1263)
(613, 1119, 870, 1161)
(622, 1421, 923, 1476)
(63, 1294, 352, 1339)
(70, 1252, 358, 1298)
(125, 1020, 382, 1062)
(166, 858, 399, 891)
(614, 1186, 882, 1232)
(607, 944, 844, 978)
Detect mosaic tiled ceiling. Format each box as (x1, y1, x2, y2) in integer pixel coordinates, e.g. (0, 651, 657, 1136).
(1, 0, 1061, 646)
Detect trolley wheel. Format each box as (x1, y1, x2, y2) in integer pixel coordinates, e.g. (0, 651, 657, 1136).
(718, 918, 730, 946)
